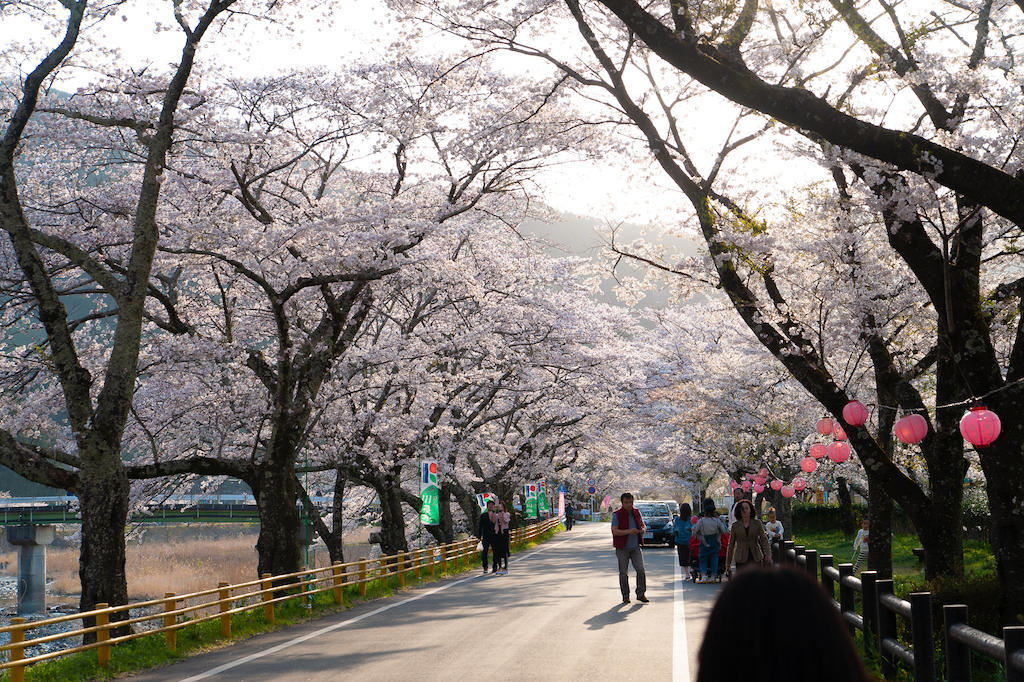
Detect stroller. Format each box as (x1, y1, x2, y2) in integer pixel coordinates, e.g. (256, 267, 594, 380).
(688, 530, 730, 583)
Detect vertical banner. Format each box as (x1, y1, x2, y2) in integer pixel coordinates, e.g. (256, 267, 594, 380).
(475, 492, 497, 510)
(525, 483, 538, 519)
(558, 491, 565, 519)
(538, 480, 550, 514)
(420, 460, 439, 525)
(600, 494, 611, 511)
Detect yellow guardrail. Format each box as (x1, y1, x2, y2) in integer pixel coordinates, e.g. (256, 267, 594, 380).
(0, 516, 562, 680)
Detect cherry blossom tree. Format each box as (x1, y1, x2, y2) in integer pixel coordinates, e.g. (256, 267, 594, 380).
(108, 53, 595, 576)
(407, 0, 1024, 620)
(0, 0, 268, 626)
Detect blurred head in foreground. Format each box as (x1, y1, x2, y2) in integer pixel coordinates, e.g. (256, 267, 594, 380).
(697, 567, 875, 682)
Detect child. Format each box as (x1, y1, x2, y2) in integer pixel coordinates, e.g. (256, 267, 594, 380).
(764, 508, 784, 564)
(852, 517, 869, 573)
(672, 503, 693, 579)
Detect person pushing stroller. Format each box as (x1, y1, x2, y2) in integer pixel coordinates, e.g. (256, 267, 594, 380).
(692, 500, 729, 583)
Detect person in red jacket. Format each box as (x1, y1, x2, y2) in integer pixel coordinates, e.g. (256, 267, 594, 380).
(611, 492, 648, 604)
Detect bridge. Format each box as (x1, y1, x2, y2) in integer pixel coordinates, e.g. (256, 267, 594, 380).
(0, 494, 337, 525)
(120, 522, 710, 681)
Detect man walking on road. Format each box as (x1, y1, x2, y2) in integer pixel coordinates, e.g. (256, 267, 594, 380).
(479, 499, 497, 574)
(611, 492, 648, 604)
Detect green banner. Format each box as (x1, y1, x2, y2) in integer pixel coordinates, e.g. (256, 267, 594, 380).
(525, 482, 538, 519)
(538, 480, 549, 514)
(420, 461, 439, 525)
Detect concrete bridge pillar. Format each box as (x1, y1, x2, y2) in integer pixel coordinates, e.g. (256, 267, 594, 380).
(9, 525, 55, 615)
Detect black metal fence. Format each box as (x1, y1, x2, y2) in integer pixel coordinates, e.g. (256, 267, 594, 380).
(780, 540, 1024, 682)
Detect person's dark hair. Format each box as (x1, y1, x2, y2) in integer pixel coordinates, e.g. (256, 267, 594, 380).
(620, 492, 634, 502)
(702, 499, 717, 517)
(680, 502, 692, 519)
(697, 567, 875, 682)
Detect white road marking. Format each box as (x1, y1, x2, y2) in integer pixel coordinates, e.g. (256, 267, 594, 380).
(673, 558, 691, 682)
(179, 534, 574, 681)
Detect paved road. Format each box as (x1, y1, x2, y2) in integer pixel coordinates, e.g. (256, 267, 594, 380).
(128, 522, 723, 681)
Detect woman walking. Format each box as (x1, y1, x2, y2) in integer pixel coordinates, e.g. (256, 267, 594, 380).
(694, 500, 728, 583)
(673, 502, 693, 579)
(726, 499, 771, 572)
(491, 500, 511, 574)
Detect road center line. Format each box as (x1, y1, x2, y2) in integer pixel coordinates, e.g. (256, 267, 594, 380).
(673, 558, 691, 682)
(179, 533, 574, 682)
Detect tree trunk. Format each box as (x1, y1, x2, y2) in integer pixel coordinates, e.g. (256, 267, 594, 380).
(867, 471, 893, 579)
(252, 465, 302, 580)
(319, 473, 345, 565)
(376, 477, 409, 556)
(976, 418, 1024, 623)
(433, 484, 456, 543)
(837, 477, 855, 536)
(77, 468, 131, 641)
(452, 488, 480, 536)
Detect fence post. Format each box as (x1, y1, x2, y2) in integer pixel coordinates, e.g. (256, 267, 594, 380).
(397, 552, 406, 587)
(943, 604, 970, 682)
(414, 549, 422, 579)
(164, 592, 178, 651)
(876, 579, 897, 679)
(332, 562, 344, 604)
(359, 560, 368, 597)
(261, 573, 275, 624)
(9, 617, 25, 682)
(838, 564, 855, 637)
(96, 603, 110, 668)
(820, 555, 834, 596)
(861, 570, 879, 650)
(1005, 626, 1024, 682)
(219, 582, 231, 638)
(439, 544, 446, 575)
(782, 540, 795, 565)
(910, 592, 936, 682)
(805, 549, 818, 579)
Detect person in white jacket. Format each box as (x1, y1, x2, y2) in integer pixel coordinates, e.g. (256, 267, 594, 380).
(852, 518, 869, 572)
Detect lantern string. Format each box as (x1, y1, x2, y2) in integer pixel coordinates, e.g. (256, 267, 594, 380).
(855, 376, 1024, 414)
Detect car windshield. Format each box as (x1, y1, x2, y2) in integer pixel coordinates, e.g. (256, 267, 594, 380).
(637, 503, 670, 517)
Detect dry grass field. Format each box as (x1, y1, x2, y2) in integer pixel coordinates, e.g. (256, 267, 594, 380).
(0, 524, 376, 607)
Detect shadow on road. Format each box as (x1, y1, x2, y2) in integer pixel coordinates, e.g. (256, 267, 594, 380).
(583, 602, 641, 630)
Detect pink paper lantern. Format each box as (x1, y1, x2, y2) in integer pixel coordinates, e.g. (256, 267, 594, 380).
(770, 479, 783, 491)
(793, 477, 807, 492)
(816, 418, 834, 435)
(832, 424, 847, 441)
(894, 414, 928, 444)
(742, 481, 751, 492)
(781, 485, 795, 498)
(754, 475, 767, 486)
(753, 483, 765, 493)
(959, 406, 1001, 448)
(691, 515, 699, 524)
(800, 456, 817, 473)
(729, 480, 738, 490)
(843, 400, 869, 427)
(809, 443, 827, 459)
(827, 441, 851, 463)
(758, 468, 769, 477)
